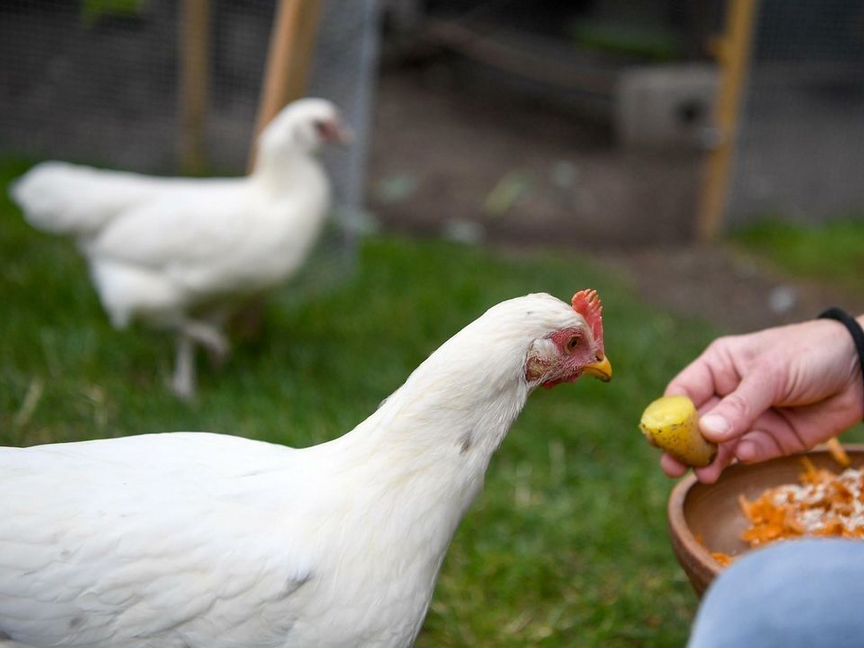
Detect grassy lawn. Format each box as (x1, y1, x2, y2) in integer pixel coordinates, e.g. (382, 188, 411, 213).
(733, 218, 864, 295)
(0, 159, 720, 646)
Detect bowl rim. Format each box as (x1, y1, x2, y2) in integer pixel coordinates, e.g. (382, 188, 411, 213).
(666, 443, 864, 582)
(667, 470, 721, 580)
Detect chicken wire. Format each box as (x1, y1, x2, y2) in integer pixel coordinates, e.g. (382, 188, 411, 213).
(726, 0, 864, 228)
(0, 0, 379, 292)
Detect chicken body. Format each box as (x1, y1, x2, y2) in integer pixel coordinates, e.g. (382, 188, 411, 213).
(10, 98, 349, 399)
(0, 292, 612, 648)
(0, 433, 435, 648)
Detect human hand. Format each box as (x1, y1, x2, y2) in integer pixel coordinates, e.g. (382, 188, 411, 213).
(661, 317, 864, 483)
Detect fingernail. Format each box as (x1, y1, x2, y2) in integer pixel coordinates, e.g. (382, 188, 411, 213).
(701, 414, 731, 440)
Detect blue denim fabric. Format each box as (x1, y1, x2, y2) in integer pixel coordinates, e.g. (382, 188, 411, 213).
(688, 539, 864, 648)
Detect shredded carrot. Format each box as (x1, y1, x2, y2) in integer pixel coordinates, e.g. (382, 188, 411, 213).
(710, 552, 734, 568)
(827, 437, 852, 468)
(711, 451, 863, 568)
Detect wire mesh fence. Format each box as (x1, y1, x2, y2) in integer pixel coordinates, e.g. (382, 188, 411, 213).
(0, 0, 379, 292)
(4, 0, 863, 246)
(727, 0, 864, 228)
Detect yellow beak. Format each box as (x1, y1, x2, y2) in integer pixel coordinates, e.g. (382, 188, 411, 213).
(584, 355, 613, 382)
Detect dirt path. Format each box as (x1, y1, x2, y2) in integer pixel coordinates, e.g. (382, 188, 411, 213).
(368, 63, 700, 248)
(368, 62, 863, 334)
(593, 244, 864, 334)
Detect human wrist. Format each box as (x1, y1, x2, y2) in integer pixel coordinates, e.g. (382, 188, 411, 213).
(818, 308, 864, 420)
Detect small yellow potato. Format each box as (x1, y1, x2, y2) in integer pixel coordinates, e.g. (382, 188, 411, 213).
(640, 395, 717, 468)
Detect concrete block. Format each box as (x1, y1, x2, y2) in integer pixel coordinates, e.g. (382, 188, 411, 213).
(616, 63, 719, 150)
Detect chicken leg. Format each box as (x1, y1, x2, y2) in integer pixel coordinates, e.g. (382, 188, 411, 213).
(170, 320, 231, 400)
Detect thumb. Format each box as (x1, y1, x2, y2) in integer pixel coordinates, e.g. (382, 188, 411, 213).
(700, 374, 776, 443)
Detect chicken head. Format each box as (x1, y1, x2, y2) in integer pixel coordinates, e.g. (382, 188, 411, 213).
(525, 289, 612, 388)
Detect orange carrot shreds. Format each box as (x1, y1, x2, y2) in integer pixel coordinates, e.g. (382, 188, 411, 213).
(711, 552, 735, 567)
(799, 455, 820, 484)
(735, 462, 864, 558)
(827, 437, 852, 468)
(696, 455, 860, 572)
(737, 493, 752, 518)
(697, 535, 737, 567)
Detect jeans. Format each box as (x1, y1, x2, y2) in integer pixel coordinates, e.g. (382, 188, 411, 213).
(688, 539, 864, 648)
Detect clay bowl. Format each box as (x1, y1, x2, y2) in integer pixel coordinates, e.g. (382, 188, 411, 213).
(667, 445, 864, 597)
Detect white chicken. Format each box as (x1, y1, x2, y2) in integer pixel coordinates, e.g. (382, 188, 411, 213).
(10, 98, 351, 399)
(0, 290, 611, 648)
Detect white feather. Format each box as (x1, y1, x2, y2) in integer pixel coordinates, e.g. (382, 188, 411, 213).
(0, 293, 604, 648)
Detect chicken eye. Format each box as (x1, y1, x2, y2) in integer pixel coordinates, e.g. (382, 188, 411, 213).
(566, 336, 580, 353)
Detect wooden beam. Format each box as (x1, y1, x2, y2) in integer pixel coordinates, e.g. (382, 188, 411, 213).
(696, 0, 759, 242)
(178, 0, 211, 175)
(235, 0, 323, 339)
(249, 0, 323, 169)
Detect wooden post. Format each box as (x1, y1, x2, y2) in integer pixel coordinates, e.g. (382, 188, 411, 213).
(179, 0, 211, 175)
(696, 0, 759, 242)
(249, 0, 323, 170)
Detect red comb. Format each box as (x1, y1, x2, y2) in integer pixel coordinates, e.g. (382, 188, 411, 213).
(571, 289, 604, 347)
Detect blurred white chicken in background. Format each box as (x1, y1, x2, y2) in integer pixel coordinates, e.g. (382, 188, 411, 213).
(10, 98, 351, 399)
(0, 290, 611, 648)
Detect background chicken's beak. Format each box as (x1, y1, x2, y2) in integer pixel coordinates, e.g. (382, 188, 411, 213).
(584, 355, 612, 382)
(329, 120, 354, 146)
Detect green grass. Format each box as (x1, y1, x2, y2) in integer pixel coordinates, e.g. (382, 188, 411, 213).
(734, 218, 864, 295)
(0, 159, 717, 646)
(81, 0, 145, 25)
(568, 20, 684, 62)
